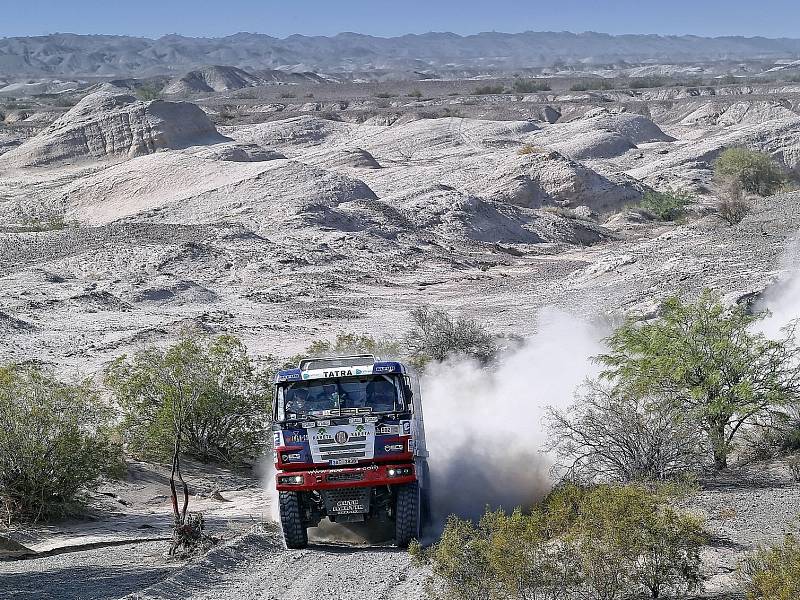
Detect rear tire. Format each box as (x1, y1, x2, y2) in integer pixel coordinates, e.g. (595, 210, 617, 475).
(279, 491, 308, 549)
(394, 482, 420, 548)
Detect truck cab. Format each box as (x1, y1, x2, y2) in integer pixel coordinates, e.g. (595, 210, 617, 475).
(272, 354, 428, 548)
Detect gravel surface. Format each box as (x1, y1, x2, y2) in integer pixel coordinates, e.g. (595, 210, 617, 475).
(0, 541, 180, 600)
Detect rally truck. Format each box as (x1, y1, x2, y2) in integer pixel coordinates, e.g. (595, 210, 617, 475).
(272, 354, 428, 549)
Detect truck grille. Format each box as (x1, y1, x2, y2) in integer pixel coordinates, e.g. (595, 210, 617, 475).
(309, 424, 375, 464)
(326, 472, 364, 483)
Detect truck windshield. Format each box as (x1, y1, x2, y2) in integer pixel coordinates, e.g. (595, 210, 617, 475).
(277, 375, 402, 421)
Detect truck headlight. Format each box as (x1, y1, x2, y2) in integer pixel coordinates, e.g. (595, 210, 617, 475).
(278, 475, 304, 485)
(387, 467, 412, 478)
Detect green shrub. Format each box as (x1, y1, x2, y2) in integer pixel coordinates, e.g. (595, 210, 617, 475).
(106, 332, 272, 464)
(569, 79, 615, 92)
(639, 189, 693, 221)
(135, 84, 163, 101)
(513, 79, 551, 93)
(300, 332, 402, 362)
(739, 535, 800, 599)
(569, 485, 704, 599)
(0, 365, 122, 523)
(415, 484, 704, 600)
(407, 90, 423, 98)
(714, 148, 787, 196)
(472, 85, 505, 95)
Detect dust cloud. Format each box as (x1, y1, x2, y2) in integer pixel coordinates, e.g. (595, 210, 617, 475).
(420, 308, 606, 524)
(756, 234, 800, 337)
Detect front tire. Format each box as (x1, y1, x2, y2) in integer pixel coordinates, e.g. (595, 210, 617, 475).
(279, 491, 308, 549)
(394, 482, 420, 548)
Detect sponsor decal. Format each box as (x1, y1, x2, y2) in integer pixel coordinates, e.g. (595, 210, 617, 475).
(384, 444, 404, 452)
(273, 432, 281, 447)
(330, 457, 358, 466)
(408, 439, 416, 452)
(348, 417, 363, 424)
(285, 433, 308, 443)
(354, 424, 366, 435)
(283, 453, 302, 461)
(364, 416, 379, 423)
(335, 431, 349, 444)
(377, 425, 399, 435)
(401, 420, 412, 435)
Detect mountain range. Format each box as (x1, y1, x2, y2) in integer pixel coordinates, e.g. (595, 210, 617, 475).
(1, 31, 800, 77)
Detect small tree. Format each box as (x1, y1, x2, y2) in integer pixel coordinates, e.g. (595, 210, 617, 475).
(107, 333, 271, 464)
(739, 534, 800, 599)
(0, 365, 121, 524)
(547, 382, 708, 482)
(599, 292, 800, 470)
(405, 306, 497, 368)
(714, 148, 786, 196)
(106, 332, 271, 555)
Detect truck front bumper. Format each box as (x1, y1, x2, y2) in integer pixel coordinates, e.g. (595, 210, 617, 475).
(276, 462, 416, 491)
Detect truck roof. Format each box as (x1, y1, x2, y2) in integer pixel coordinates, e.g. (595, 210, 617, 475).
(275, 354, 408, 383)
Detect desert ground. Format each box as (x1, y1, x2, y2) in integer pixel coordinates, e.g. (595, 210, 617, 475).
(2, 56, 800, 599)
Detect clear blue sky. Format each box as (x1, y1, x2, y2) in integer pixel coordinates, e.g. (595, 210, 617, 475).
(2, 0, 799, 39)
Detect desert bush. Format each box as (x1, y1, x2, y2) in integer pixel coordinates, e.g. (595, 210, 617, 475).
(599, 292, 800, 470)
(135, 84, 163, 101)
(639, 189, 693, 221)
(518, 143, 545, 155)
(547, 382, 708, 482)
(569, 79, 615, 92)
(472, 85, 505, 95)
(298, 333, 403, 362)
(374, 92, 397, 98)
(569, 485, 705, 599)
(717, 178, 751, 225)
(279, 92, 296, 99)
(405, 305, 497, 368)
(739, 534, 800, 599)
(410, 515, 498, 600)
(106, 332, 272, 463)
(513, 79, 551, 93)
(714, 148, 787, 196)
(407, 89, 423, 98)
(415, 484, 704, 600)
(789, 456, 800, 482)
(0, 365, 121, 523)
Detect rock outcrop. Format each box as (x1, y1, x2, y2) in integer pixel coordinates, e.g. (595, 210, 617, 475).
(483, 151, 645, 212)
(163, 65, 263, 95)
(0, 87, 227, 168)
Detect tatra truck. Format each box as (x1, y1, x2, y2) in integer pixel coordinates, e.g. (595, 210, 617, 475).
(272, 355, 428, 548)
